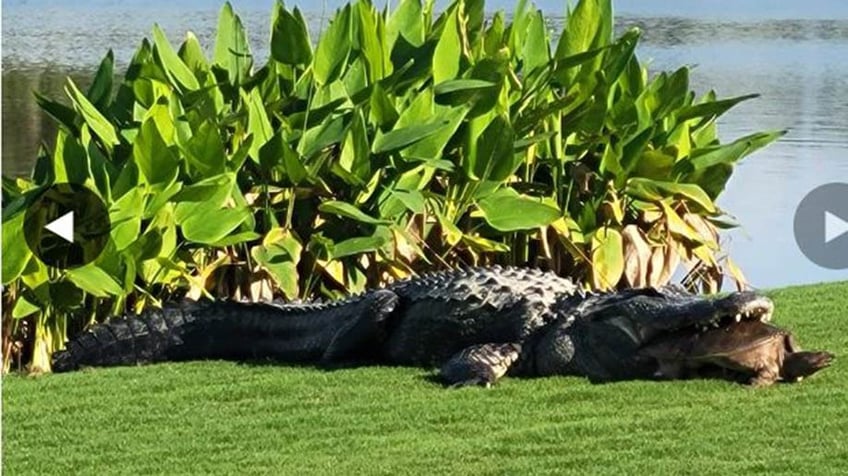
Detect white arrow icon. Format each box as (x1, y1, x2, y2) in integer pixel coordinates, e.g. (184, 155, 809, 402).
(45, 211, 75, 243)
(825, 211, 848, 244)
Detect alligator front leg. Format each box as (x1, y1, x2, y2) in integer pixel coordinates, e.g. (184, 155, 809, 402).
(439, 343, 522, 388)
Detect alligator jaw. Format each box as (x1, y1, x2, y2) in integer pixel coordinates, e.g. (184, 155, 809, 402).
(631, 291, 775, 347)
(691, 293, 774, 333)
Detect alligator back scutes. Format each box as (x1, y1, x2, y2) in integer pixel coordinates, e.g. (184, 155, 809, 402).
(390, 266, 578, 310)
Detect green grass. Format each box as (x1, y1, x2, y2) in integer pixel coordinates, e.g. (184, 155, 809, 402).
(4, 282, 848, 475)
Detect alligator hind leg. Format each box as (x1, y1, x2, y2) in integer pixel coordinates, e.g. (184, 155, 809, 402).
(439, 343, 522, 388)
(321, 290, 399, 364)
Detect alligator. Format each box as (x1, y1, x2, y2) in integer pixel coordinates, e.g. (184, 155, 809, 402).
(51, 266, 783, 386)
(639, 320, 834, 386)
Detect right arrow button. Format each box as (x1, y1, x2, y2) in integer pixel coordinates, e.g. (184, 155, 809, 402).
(794, 182, 848, 270)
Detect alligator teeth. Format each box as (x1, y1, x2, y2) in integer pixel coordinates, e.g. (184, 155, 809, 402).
(735, 314, 742, 322)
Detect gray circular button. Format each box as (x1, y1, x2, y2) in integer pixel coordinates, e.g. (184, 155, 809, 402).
(794, 182, 848, 270)
(23, 183, 111, 269)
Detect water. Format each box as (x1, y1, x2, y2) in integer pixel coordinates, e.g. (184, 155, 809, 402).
(3, 1, 848, 288)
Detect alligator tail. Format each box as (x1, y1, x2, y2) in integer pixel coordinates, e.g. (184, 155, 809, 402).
(51, 301, 207, 373)
(51, 292, 401, 372)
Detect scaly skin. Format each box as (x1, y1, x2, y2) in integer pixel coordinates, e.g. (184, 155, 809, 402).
(52, 266, 787, 387)
(52, 292, 399, 371)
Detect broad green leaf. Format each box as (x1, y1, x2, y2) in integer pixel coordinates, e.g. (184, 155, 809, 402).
(144, 179, 183, 218)
(675, 130, 786, 175)
(387, 0, 425, 48)
(53, 131, 88, 185)
(514, 91, 581, 137)
(591, 227, 624, 290)
(313, 4, 351, 84)
(143, 99, 177, 146)
(211, 231, 262, 247)
(434, 208, 463, 246)
(652, 67, 690, 119)
(251, 228, 302, 299)
(620, 126, 655, 175)
(173, 173, 235, 224)
(432, 6, 462, 84)
(109, 188, 143, 251)
(691, 164, 734, 200)
(12, 296, 41, 319)
(2, 212, 32, 284)
(34, 92, 78, 133)
(83, 131, 114, 201)
(65, 79, 119, 149)
(213, 2, 252, 85)
(400, 103, 468, 163)
(181, 120, 227, 177)
(182, 207, 250, 244)
(271, 2, 312, 65)
(521, 10, 550, 74)
(87, 50, 114, 110)
(339, 110, 371, 182)
(433, 79, 496, 96)
(179, 31, 211, 74)
(319, 200, 391, 225)
(462, 234, 510, 252)
(281, 139, 309, 184)
(378, 165, 437, 218)
(468, 115, 518, 181)
(369, 83, 399, 128)
(666, 122, 692, 160)
(389, 189, 426, 214)
(554, 0, 612, 85)
(395, 88, 434, 128)
(357, 1, 390, 81)
(633, 150, 677, 180)
(229, 135, 254, 172)
(139, 206, 181, 284)
(331, 235, 388, 259)
(260, 132, 309, 184)
(477, 188, 561, 232)
(625, 178, 716, 213)
(483, 11, 506, 56)
(152, 24, 200, 91)
(133, 118, 179, 185)
(602, 28, 640, 87)
(298, 113, 350, 159)
(243, 89, 273, 161)
(125, 228, 165, 263)
(372, 119, 449, 154)
(67, 265, 124, 297)
(676, 94, 759, 122)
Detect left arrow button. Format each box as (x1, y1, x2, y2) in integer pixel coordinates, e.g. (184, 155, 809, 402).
(23, 183, 110, 269)
(45, 211, 75, 243)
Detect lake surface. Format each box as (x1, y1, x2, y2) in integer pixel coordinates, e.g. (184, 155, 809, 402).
(3, 0, 848, 288)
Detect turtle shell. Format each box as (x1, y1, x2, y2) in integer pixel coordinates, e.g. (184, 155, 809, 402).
(687, 321, 788, 359)
(640, 320, 789, 361)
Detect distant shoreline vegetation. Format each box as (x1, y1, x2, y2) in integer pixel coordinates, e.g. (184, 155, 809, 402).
(1, 0, 784, 373)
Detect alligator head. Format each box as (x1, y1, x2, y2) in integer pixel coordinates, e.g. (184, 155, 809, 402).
(533, 286, 774, 381)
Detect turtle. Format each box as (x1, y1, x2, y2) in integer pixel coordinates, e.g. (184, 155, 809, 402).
(639, 320, 834, 387)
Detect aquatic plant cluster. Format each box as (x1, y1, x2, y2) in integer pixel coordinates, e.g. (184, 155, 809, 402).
(1, 0, 782, 371)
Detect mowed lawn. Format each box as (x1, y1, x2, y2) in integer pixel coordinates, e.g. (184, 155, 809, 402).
(4, 282, 847, 475)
